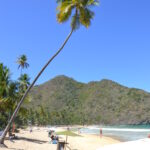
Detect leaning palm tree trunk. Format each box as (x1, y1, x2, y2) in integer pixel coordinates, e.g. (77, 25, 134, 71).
(0, 29, 73, 145)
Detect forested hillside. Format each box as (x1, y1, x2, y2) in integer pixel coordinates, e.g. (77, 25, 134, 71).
(28, 75, 150, 125)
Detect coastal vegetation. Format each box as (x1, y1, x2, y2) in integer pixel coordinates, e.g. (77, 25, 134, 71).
(0, 59, 30, 131)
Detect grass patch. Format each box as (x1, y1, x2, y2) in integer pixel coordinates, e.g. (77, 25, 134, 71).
(56, 131, 80, 137)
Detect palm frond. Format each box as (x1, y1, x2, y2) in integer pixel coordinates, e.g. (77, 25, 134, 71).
(87, 0, 99, 6)
(57, 2, 74, 23)
(79, 8, 94, 28)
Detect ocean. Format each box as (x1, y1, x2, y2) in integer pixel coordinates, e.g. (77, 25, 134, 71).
(80, 125, 150, 141)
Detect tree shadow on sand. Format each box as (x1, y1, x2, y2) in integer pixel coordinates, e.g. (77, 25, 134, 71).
(15, 136, 47, 144)
(6, 136, 47, 145)
(4, 137, 47, 150)
(6, 148, 24, 150)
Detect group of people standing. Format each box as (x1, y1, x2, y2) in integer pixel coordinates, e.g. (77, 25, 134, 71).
(48, 130, 59, 144)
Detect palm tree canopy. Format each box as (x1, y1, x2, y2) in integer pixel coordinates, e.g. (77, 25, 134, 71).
(17, 55, 29, 70)
(57, 0, 99, 30)
(0, 63, 10, 98)
(17, 74, 31, 105)
(0, 64, 18, 111)
(18, 74, 30, 92)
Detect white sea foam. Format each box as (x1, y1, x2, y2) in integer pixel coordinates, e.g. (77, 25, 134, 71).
(87, 127, 150, 132)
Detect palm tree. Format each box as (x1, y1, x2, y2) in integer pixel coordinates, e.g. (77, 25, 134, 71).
(17, 55, 29, 75)
(18, 74, 30, 94)
(0, 64, 17, 134)
(0, 63, 10, 101)
(0, 0, 98, 146)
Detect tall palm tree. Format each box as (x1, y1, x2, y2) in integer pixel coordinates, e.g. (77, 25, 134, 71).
(0, 0, 98, 146)
(17, 55, 29, 75)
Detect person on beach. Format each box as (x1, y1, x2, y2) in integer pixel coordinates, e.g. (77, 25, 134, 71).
(12, 123, 15, 133)
(29, 126, 32, 133)
(49, 130, 59, 144)
(78, 128, 81, 134)
(67, 126, 70, 131)
(100, 128, 102, 138)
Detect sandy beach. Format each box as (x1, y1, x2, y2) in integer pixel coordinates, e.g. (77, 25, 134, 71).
(1, 126, 120, 150)
(65, 133, 121, 150)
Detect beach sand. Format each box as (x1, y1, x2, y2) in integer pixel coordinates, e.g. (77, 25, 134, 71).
(65, 134, 120, 150)
(1, 127, 121, 150)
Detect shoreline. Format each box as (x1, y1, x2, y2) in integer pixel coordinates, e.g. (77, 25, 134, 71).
(79, 125, 150, 142)
(104, 135, 125, 142)
(54, 125, 123, 142)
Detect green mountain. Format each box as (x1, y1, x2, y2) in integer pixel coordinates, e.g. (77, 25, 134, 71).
(29, 75, 150, 125)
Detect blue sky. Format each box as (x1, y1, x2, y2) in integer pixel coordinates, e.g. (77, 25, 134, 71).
(0, 0, 150, 91)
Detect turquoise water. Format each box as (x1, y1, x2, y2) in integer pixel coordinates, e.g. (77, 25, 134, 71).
(80, 125, 150, 141)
